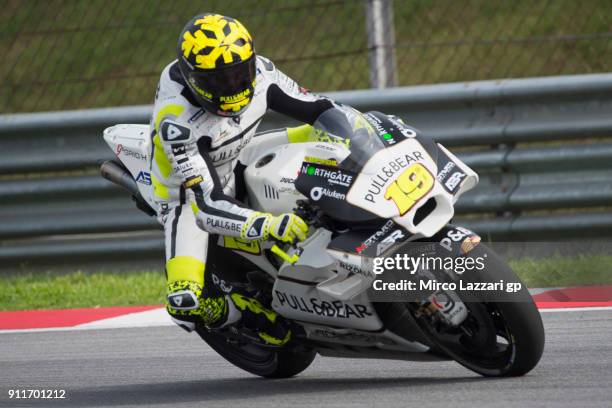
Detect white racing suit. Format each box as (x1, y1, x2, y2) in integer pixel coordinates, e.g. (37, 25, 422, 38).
(150, 55, 335, 344)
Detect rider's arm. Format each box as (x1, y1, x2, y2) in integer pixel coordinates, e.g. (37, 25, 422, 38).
(262, 56, 335, 125)
(158, 121, 306, 242)
(161, 129, 265, 239)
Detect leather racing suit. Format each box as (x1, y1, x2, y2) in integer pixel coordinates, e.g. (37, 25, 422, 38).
(150, 55, 334, 344)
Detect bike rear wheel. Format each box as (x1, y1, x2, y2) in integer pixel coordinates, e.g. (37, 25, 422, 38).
(196, 326, 316, 378)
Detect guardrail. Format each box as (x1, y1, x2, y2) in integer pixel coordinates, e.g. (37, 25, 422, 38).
(1, 73, 611, 268)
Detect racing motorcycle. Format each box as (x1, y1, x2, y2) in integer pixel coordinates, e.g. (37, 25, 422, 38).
(100, 106, 544, 378)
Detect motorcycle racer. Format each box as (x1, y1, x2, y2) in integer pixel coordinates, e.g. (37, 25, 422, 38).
(151, 13, 337, 345)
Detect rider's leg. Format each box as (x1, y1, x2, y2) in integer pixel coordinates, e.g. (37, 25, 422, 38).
(163, 203, 225, 331)
(206, 237, 292, 346)
(163, 203, 291, 345)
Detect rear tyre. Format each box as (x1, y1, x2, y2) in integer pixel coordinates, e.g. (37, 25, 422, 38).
(196, 327, 316, 378)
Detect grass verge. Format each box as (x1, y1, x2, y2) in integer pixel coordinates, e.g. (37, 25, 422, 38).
(509, 254, 612, 288)
(0, 254, 610, 311)
(0, 271, 165, 311)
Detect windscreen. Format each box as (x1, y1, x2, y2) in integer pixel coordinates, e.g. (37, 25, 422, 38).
(311, 107, 385, 173)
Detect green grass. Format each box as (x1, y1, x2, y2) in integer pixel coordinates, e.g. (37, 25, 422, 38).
(1, 253, 611, 311)
(510, 254, 612, 288)
(0, 270, 166, 311)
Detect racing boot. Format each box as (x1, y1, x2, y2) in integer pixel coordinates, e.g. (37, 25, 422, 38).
(217, 293, 292, 346)
(165, 256, 227, 332)
(166, 279, 227, 332)
(165, 257, 291, 345)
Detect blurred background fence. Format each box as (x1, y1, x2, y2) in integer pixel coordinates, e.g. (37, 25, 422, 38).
(2, 0, 612, 113)
(1, 1, 612, 270)
(2, 73, 612, 269)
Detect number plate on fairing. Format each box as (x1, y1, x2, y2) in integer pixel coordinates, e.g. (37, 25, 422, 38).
(346, 139, 455, 236)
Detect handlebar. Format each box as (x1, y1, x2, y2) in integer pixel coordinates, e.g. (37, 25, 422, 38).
(268, 200, 332, 265)
(270, 244, 300, 264)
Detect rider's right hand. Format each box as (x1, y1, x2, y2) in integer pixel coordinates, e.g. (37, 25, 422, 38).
(241, 212, 309, 243)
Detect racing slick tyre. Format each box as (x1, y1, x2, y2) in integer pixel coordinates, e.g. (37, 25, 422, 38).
(196, 326, 316, 378)
(410, 243, 545, 377)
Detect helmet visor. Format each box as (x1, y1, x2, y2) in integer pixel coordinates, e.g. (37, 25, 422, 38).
(187, 56, 256, 103)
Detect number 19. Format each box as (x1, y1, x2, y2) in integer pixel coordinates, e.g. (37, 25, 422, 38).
(384, 163, 434, 215)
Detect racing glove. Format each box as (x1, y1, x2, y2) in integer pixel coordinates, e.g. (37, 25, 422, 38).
(241, 212, 309, 243)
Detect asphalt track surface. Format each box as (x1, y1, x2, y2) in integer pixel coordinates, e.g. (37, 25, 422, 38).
(0, 310, 610, 408)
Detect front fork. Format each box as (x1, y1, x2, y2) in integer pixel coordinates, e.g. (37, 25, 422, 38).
(409, 223, 481, 328)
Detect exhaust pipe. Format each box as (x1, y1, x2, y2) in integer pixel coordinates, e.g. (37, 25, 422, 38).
(100, 160, 157, 217)
(100, 160, 140, 196)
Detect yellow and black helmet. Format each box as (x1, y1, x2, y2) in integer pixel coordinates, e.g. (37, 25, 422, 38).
(177, 13, 256, 117)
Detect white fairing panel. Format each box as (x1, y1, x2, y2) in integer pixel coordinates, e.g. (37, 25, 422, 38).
(346, 139, 477, 238)
(270, 229, 383, 330)
(437, 143, 479, 201)
(102, 124, 155, 208)
(244, 142, 349, 214)
(272, 279, 383, 331)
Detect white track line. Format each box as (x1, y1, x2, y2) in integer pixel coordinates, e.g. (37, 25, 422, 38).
(76, 307, 172, 329)
(539, 306, 612, 313)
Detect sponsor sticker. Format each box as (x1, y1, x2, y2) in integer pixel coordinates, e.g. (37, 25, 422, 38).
(310, 187, 346, 201)
(376, 229, 406, 256)
(304, 156, 337, 167)
(300, 164, 353, 187)
(439, 226, 477, 252)
(116, 144, 147, 161)
(135, 171, 151, 185)
(445, 171, 466, 191)
(182, 175, 203, 189)
(356, 220, 395, 254)
(460, 235, 481, 255)
(437, 160, 467, 193)
(206, 217, 241, 233)
(338, 260, 372, 278)
(364, 151, 425, 203)
(275, 291, 373, 319)
(436, 161, 456, 182)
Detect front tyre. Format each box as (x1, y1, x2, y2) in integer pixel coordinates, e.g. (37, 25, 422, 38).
(413, 244, 545, 377)
(195, 326, 316, 378)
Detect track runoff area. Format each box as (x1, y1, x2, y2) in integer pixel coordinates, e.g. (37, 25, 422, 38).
(0, 284, 609, 332)
(2, 241, 611, 332)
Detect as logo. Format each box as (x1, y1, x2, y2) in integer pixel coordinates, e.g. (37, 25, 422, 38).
(136, 171, 151, 185)
(160, 120, 190, 142)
